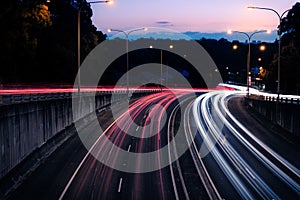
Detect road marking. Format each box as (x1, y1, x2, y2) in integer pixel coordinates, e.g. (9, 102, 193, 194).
(127, 144, 131, 152)
(59, 112, 127, 200)
(136, 126, 139, 131)
(118, 178, 123, 193)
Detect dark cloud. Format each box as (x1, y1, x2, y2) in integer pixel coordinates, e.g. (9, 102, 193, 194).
(156, 21, 174, 26)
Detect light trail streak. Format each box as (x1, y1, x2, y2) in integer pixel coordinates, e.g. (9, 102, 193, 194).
(221, 92, 300, 179)
(60, 91, 189, 199)
(167, 100, 190, 200)
(193, 93, 255, 199)
(202, 93, 268, 198)
(216, 92, 300, 195)
(193, 90, 300, 199)
(0, 87, 210, 95)
(184, 99, 223, 200)
(209, 93, 279, 199)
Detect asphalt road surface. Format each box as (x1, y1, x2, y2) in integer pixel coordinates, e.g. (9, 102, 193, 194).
(5, 91, 300, 199)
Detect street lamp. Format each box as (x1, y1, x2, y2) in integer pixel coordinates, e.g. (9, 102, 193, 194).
(232, 44, 238, 50)
(149, 45, 163, 91)
(248, 6, 291, 97)
(259, 44, 266, 51)
(228, 29, 270, 96)
(77, 0, 112, 93)
(165, 45, 174, 87)
(147, 44, 174, 89)
(107, 28, 148, 97)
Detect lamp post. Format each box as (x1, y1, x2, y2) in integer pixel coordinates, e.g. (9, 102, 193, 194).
(228, 29, 270, 96)
(149, 45, 163, 91)
(107, 28, 147, 97)
(166, 45, 174, 87)
(248, 6, 291, 98)
(77, 0, 112, 93)
(148, 45, 174, 90)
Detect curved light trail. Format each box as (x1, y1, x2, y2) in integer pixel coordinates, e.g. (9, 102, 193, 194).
(192, 91, 300, 199)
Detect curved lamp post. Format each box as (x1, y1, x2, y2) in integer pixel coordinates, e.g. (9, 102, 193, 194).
(228, 29, 270, 96)
(107, 28, 148, 97)
(149, 44, 174, 90)
(248, 6, 291, 97)
(149, 45, 163, 91)
(77, 0, 113, 93)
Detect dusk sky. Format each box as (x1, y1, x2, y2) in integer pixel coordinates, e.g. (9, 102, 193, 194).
(91, 0, 298, 42)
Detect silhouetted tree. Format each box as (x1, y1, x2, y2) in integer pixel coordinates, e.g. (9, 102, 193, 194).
(0, 0, 106, 84)
(270, 2, 300, 94)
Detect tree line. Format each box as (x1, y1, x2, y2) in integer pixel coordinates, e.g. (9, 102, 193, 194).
(0, 0, 105, 84)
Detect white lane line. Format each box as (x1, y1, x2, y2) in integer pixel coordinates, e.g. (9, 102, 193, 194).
(136, 126, 139, 131)
(59, 108, 132, 200)
(59, 94, 163, 199)
(127, 144, 131, 152)
(118, 178, 123, 193)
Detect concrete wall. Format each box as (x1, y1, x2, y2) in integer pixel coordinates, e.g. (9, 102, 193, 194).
(0, 90, 154, 179)
(246, 97, 300, 138)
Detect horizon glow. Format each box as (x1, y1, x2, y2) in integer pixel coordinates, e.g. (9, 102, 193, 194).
(90, 0, 298, 42)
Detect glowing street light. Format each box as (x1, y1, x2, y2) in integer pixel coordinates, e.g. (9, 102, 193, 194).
(107, 28, 148, 97)
(259, 45, 266, 51)
(228, 29, 270, 96)
(232, 44, 238, 50)
(248, 6, 291, 97)
(106, 0, 114, 5)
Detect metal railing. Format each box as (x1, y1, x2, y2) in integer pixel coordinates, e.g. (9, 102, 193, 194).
(248, 94, 300, 105)
(0, 89, 160, 105)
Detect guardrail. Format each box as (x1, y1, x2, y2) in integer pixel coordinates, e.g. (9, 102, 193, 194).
(0, 89, 160, 105)
(0, 93, 72, 105)
(249, 94, 300, 105)
(245, 95, 300, 138)
(264, 96, 300, 104)
(0, 89, 160, 181)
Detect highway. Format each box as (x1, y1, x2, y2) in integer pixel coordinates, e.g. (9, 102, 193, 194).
(6, 90, 300, 199)
(193, 91, 300, 199)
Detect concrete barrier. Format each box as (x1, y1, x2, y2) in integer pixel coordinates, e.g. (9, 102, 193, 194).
(0, 90, 156, 180)
(245, 97, 300, 138)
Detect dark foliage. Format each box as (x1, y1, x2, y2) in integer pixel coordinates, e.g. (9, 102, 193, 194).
(0, 0, 106, 84)
(270, 2, 300, 94)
